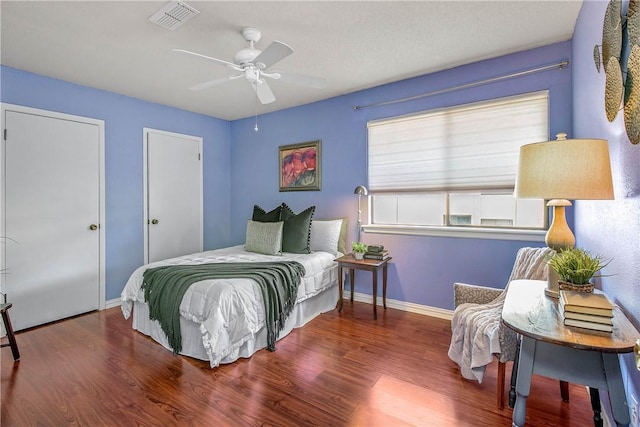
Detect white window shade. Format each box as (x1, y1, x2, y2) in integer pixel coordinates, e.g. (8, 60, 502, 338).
(367, 91, 549, 192)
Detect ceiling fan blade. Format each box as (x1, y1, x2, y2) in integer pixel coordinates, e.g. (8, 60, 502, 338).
(172, 49, 242, 71)
(251, 80, 276, 104)
(253, 41, 293, 70)
(189, 74, 242, 91)
(275, 71, 327, 89)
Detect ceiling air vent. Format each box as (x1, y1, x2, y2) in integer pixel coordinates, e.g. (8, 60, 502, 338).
(148, 1, 200, 31)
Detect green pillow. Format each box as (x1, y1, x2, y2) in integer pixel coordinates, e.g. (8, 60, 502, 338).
(252, 204, 282, 222)
(280, 203, 315, 254)
(245, 220, 283, 256)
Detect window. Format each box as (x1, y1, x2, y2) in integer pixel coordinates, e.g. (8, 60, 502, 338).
(366, 91, 549, 238)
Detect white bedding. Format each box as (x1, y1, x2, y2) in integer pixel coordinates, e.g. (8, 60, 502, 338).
(121, 245, 338, 367)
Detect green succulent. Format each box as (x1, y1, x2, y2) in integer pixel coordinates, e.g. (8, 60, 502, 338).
(548, 247, 611, 285)
(352, 242, 368, 253)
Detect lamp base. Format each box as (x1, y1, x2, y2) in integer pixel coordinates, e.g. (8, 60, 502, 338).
(546, 199, 575, 250)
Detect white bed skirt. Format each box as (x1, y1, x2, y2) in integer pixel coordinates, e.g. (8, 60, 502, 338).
(131, 283, 339, 366)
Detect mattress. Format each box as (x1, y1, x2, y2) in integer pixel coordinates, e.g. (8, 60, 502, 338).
(121, 245, 339, 367)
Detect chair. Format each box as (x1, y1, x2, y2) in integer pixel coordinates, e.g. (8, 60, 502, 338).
(1, 303, 20, 361)
(448, 247, 555, 410)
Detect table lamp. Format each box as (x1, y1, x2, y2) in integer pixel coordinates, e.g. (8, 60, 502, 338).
(354, 185, 368, 241)
(514, 133, 614, 297)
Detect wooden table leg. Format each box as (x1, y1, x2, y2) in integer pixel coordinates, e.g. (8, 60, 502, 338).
(560, 381, 570, 402)
(337, 265, 344, 312)
(372, 267, 378, 320)
(349, 268, 355, 302)
(498, 361, 506, 410)
(1, 304, 20, 361)
(382, 263, 388, 310)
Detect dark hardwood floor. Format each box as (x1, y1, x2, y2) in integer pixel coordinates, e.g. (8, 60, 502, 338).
(2, 301, 594, 426)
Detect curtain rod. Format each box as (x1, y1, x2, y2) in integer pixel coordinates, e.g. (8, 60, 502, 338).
(353, 60, 570, 111)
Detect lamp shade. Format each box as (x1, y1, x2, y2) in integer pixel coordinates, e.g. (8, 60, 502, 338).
(515, 138, 614, 200)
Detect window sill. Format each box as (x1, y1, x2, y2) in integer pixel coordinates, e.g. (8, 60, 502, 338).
(361, 224, 547, 242)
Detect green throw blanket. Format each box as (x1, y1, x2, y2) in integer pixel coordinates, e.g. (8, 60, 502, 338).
(141, 261, 305, 355)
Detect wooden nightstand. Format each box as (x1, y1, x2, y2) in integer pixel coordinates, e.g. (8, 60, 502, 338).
(334, 253, 392, 320)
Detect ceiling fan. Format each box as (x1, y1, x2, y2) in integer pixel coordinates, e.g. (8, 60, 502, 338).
(173, 27, 327, 104)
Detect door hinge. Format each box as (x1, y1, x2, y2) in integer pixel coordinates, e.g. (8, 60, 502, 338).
(3, 129, 6, 141)
(198, 153, 201, 161)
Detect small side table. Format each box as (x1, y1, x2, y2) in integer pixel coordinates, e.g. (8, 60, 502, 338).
(503, 280, 638, 427)
(334, 254, 392, 320)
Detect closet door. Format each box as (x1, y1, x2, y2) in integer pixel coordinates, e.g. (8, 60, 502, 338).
(144, 129, 203, 263)
(3, 107, 103, 331)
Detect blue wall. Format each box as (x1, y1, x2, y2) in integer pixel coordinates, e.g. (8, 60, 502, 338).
(572, 0, 640, 408)
(1, 66, 231, 300)
(230, 41, 572, 310)
(1, 40, 573, 310)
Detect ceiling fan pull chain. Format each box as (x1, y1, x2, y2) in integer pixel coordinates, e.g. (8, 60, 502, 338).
(254, 82, 259, 132)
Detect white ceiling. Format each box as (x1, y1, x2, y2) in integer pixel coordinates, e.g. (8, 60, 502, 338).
(1, 1, 583, 121)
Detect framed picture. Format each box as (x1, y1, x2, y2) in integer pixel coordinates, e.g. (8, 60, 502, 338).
(279, 140, 321, 191)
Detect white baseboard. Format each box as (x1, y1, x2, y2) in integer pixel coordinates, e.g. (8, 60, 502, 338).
(105, 298, 121, 309)
(345, 291, 453, 320)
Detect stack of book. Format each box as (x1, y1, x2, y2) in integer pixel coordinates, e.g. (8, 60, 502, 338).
(559, 290, 614, 333)
(363, 244, 390, 260)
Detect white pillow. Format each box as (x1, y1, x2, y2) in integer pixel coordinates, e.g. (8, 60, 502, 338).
(245, 220, 283, 256)
(310, 219, 343, 255)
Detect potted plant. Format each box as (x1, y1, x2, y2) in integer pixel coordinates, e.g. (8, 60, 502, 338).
(547, 247, 611, 293)
(352, 242, 368, 260)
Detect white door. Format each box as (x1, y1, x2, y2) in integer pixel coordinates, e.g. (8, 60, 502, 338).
(145, 129, 202, 263)
(2, 106, 104, 331)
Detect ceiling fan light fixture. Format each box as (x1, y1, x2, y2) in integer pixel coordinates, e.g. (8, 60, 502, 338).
(148, 1, 199, 31)
(244, 68, 258, 81)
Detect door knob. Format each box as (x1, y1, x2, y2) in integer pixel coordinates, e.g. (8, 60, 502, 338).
(151, 219, 159, 225)
(89, 224, 98, 231)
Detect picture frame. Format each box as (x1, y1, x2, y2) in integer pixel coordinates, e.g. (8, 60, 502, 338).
(279, 140, 321, 191)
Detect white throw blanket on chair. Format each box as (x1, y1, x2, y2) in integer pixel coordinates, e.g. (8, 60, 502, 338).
(447, 247, 552, 383)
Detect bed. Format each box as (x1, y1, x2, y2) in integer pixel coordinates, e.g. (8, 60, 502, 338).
(120, 204, 345, 368)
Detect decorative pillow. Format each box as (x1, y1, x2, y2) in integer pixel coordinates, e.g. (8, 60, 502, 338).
(252, 204, 282, 222)
(244, 220, 283, 256)
(310, 219, 344, 256)
(280, 203, 315, 254)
